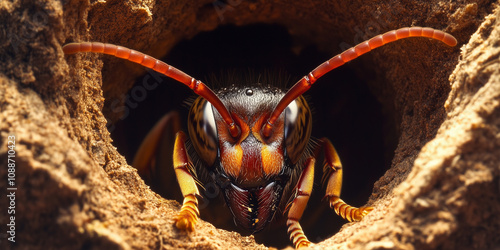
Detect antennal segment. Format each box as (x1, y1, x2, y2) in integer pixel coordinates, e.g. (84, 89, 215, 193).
(63, 42, 240, 138)
(262, 27, 457, 137)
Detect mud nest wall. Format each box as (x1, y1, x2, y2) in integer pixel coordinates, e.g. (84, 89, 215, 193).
(1, 0, 499, 249)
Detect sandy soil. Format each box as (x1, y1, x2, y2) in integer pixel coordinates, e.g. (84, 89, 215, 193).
(0, 0, 499, 249)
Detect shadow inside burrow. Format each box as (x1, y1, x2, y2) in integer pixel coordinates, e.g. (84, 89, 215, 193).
(108, 23, 395, 248)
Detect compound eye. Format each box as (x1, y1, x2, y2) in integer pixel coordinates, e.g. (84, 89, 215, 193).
(188, 98, 218, 166)
(284, 97, 312, 164)
(284, 100, 299, 140)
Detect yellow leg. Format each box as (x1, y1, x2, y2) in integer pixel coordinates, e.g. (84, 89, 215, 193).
(132, 112, 180, 178)
(329, 197, 373, 222)
(319, 138, 373, 222)
(172, 131, 200, 231)
(286, 158, 315, 248)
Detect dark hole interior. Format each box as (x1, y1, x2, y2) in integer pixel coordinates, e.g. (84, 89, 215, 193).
(110, 24, 397, 248)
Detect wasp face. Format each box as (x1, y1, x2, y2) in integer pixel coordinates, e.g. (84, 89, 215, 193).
(188, 85, 312, 233)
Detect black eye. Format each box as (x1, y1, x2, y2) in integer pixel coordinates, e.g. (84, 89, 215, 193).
(188, 98, 218, 166)
(284, 97, 312, 164)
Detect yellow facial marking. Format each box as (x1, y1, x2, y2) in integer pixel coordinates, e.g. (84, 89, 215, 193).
(221, 143, 243, 178)
(261, 145, 283, 176)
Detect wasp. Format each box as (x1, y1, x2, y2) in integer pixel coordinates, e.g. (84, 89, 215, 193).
(63, 27, 457, 248)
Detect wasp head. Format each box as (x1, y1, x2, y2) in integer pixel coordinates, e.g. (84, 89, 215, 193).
(188, 85, 311, 232)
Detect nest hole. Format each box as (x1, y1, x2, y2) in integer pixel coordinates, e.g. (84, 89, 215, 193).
(109, 23, 397, 248)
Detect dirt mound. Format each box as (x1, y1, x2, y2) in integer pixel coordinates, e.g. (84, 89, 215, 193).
(1, 0, 499, 249)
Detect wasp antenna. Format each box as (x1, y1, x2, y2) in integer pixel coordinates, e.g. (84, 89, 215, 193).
(63, 42, 240, 138)
(262, 27, 457, 137)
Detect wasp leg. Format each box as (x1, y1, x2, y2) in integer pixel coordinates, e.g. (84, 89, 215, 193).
(318, 138, 374, 222)
(287, 158, 315, 248)
(133, 112, 181, 179)
(172, 131, 200, 231)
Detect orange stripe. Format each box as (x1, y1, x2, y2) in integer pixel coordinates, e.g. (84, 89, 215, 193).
(261, 145, 283, 176)
(221, 144, 243, 178)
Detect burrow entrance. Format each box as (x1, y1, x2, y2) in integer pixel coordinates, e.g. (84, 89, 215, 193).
(109, 24, 397, 248)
